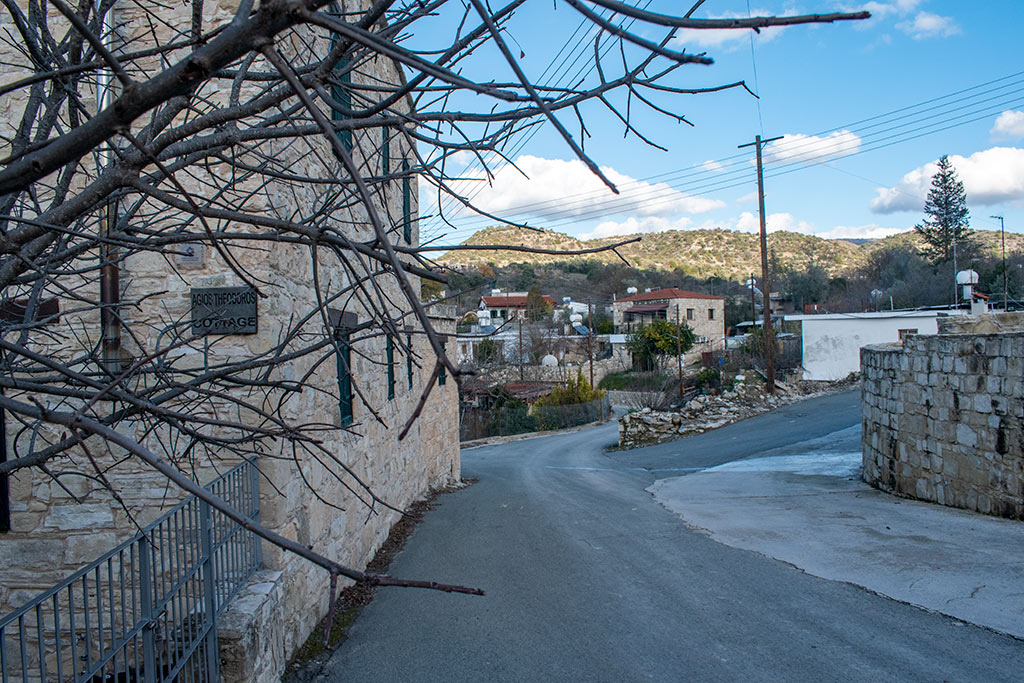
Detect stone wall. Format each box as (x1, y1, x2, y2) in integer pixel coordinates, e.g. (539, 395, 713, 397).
(861, 314, 1024, 519)
(0, 2, 460, 679)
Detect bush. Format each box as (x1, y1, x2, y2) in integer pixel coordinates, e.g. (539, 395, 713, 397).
(695, 367, 720, 391)
(598, 370, 672, 393)
(536, 371, 603, 407)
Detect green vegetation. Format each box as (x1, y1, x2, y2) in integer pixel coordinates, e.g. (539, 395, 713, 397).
(915, 155, 974, 265)
(535, 371, 603, 407)
(598, 370, 673, 392)
(626, 320, 694, 371)
(440, 224, 1024, 316)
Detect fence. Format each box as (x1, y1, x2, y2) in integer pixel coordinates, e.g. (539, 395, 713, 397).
(460, 395, 610, 441)
(1, 459, 261, 683)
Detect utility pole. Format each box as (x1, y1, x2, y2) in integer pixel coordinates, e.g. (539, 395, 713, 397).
(676, 304, 683, 399)
(739, 134, 782, 393)
(992, 215, 1007, 310)
(518, 311, 524, 381)
(749, 273, 756, 324)
(587, 299, 594, 387)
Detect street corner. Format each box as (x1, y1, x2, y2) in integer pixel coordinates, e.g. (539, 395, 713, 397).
(648, 449, 1024, 640)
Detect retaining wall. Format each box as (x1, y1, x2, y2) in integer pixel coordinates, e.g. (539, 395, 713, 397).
(861, 315, 1024, 519)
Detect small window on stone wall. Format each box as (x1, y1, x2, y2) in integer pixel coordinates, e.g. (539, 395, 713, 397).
(898, 328, 918, 341)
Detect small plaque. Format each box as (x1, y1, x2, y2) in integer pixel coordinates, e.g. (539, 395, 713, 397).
(175, 243, 205, 268)
(191, 287, 258, 335)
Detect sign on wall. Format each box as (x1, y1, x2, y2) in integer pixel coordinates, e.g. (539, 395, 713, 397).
(191, 287, 258, 335)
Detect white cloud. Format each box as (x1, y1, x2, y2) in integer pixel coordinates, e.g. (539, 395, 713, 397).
(992, 110, 1024, 140)
(764, 130, 862, 164)
(450, 155, 725, 221)
(702, 160, 724, 172)
(736, 191, 758, 204)
(734, 211, 815, 234)
(896, 11, 960, 39)
(815, 224, 906, 240)
(579, 216, 693, 241)
(855, 0, 922, 18)
(870, 147, 1024, 214)
(670, 7, 790, 51)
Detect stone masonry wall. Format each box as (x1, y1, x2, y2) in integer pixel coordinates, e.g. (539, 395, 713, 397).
(861, 322, 1024, 519)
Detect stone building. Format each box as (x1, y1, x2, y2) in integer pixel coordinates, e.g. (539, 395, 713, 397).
(0, 1, 459, 681)
(611, 287, 725, 352)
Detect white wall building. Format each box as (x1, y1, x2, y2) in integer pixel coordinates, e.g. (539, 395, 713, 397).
(784, 310, 966, 381)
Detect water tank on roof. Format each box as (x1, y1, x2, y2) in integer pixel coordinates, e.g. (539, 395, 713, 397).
(626, 286, 638, 295)
(644, 288, 651, 293)
(569, 313, 583, 324)
(562, 297, 572, 303)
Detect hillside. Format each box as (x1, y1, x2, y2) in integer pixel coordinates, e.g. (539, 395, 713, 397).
(440, 225, 1024, 281)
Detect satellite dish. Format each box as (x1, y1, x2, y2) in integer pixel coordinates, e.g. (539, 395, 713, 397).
(540, 354, 558, 367)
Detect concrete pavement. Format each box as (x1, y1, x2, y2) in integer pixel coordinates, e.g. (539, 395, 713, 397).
(650, 423, 1024, 639)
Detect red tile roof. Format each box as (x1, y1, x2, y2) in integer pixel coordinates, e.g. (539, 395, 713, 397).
(616, 287, 723, 302)
(481, 294, 556, 307)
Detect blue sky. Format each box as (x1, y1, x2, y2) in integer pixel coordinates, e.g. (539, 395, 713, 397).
(416, 1, 1024, 246)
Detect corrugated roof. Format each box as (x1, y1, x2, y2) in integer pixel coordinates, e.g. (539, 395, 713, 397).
(616, 287, 723, 302)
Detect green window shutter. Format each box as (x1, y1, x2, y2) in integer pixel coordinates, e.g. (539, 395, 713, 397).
(406, 334, 414, 390)
(330, 51, 353, 151)
(335, 329, 353, 426)
(382, 127, 390, 178)
(386, 336, 395, 400)
(402, 159, 411, 244)
(438, 341, 447, 386)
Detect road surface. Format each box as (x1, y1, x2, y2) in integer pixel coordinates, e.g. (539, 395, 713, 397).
(322, 390, 1024, 682)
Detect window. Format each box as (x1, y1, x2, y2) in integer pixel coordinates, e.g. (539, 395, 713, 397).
(382, 127, 390, 178)
(386, 336, 395, 400)
(708, 308, 715, 320)
(330, 57, 353, 151)
(686, 308, 694, 321)
(330, 310, 356, 426)
(402, 159, 412, 243)
(438, 341, 447, 386)
(898, 328, 918, 341)
(327, 4, 353, 151)
(407, 334, 414, 390)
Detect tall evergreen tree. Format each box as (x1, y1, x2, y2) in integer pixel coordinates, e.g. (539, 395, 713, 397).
(914, 155, 972, 265)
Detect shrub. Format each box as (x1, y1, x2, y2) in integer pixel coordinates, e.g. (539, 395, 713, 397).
(536, 370, 603, 407)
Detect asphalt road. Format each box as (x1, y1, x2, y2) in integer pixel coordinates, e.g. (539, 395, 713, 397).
(322, 390, 1024, 682)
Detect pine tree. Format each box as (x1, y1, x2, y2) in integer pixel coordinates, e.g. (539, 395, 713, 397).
(914, 155, 972, 265)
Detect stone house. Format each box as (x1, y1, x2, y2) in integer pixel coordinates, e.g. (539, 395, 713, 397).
(0, 1, 459, 681)
(611, 287, 725, 352)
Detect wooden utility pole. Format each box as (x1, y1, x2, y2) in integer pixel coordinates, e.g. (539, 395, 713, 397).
(676, 304, 683, 399)
(749, 273, 756, 324)
(739, 134, 782, 394)
(518, 312, 524, 381)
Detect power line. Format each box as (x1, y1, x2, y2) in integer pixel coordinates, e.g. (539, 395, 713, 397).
(425, 72, 1024, 238)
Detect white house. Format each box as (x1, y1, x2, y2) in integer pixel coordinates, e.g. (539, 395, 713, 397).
(784, 310, 966, 381)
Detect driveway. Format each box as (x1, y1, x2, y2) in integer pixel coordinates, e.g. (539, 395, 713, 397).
(321, 390, 1024, 682)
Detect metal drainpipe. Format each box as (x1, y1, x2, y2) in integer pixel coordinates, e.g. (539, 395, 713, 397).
(97, 1, 121, 374)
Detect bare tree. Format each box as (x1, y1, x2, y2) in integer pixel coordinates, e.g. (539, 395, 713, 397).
(0, 0, 868, 595)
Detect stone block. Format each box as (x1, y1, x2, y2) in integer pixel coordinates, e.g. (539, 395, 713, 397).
(43, 504, 114, 531)
(63, 532, 121, 565)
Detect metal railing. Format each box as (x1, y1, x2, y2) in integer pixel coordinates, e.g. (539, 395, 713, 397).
(1, 459, 261, 683)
